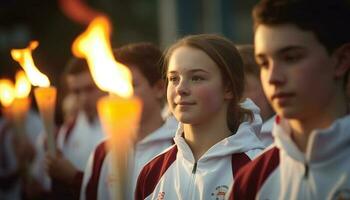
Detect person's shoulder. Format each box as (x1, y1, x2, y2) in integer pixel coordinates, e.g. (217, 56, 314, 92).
(135, 145, 178, 200)
(231, 146, 280, 200)
(139, 145, 177, 179)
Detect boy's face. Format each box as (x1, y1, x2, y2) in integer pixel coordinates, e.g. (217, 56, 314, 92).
(130, 66, 163, 123)
(66, 71, 105, 121)
(243, 74, 273, 121)
(255, 24, 338, 120)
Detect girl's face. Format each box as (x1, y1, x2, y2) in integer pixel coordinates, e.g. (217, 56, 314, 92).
(166, 46, 232, 125)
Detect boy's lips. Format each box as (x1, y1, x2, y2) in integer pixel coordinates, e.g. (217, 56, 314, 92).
(271, 92, 295, 100)
(271, 92, 295, 105)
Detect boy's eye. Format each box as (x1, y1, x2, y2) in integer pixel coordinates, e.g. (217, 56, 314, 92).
(168, 76, 179, 82)
(282, 51, 303, 63)
(255, 58, 269, 69)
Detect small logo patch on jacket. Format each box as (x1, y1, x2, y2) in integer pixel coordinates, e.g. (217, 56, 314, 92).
(157, 191, 165, 200)
(211, 185, 228, 200)
(332, 188, 350, 200)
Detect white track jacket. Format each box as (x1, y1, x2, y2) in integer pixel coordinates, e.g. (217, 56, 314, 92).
(135, 99, 265, 200)
(232, 114, 350, 200)
(80, 116, 178, 200)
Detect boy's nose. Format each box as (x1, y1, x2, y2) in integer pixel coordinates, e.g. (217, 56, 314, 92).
(268, 62, 286, 86)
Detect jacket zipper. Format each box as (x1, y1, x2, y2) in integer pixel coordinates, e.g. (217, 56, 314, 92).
(192, 162, 197, 174)
(304, 163, 309, 179)
(188, 162, 197, 200)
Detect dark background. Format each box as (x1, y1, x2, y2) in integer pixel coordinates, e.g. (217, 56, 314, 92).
(0, 0, 258, 124)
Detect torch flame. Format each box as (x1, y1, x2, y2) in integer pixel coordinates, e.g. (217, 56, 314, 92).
(0, 79, 15, 107)
(15, 70, 31, 98)
(11, 41, 50, 87)
(72, 16, 133, 98)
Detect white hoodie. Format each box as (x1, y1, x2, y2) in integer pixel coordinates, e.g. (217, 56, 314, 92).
(80, 116, 178, 200)
(232, 114, 350, 200)
(135, 99, 265, 200)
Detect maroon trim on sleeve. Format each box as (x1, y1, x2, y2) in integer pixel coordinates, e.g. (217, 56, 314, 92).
(72, 170, 84, 195)
(230, 147, 280, 200)
(85, 140, 108, 200)
(231, 152, 251, 178)
(135, 145, 178, 200)
(63, 118, 77, 144)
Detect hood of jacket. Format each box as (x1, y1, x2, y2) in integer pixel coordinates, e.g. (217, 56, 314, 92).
(174, 98, 265, 163)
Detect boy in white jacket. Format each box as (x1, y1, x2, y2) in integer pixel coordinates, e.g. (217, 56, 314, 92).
(79, 43, 178, 200)
(231, 0, 350, 199)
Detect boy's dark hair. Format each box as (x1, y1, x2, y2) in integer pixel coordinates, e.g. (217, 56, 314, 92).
(237, 44, 259, 78)
(113, 43, 163, 86)
(253, 0, 350, 53)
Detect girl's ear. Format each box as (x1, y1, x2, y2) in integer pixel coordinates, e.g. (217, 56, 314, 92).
(334, 43, 350, 78)
(224, 86, 234, 100)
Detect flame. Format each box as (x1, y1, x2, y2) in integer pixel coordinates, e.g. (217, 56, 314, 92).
(15, 70, 31, 98)
(72, 16, 133, 98)
(0, 79, 15, 107)
(11, 41, 50, 87)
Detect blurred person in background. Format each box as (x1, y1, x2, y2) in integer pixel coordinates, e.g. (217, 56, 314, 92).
(43, 58, 106, 199)
(80, 42, 178, 200)
(0, 98, 44, 199)
(61, 93, 79, 126)
(238, 44, 275, 146)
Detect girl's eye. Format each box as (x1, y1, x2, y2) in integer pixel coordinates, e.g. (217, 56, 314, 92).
(192, 75, 204, 82)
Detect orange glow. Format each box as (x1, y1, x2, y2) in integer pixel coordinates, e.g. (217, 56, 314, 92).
(97, 95, 142, 200)
(0, 79, 15, 107)
(15, 70, 31, 98)
(98, 95, 142, 140)
(59, 0, 102, 25)
(72, 16, 133, 98)
(11, 41, 50, 87)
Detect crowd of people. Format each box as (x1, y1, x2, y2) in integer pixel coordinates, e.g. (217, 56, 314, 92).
(1, 0, 350, 199)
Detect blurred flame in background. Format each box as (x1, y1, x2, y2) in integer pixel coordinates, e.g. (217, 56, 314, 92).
(11, 41, 50, 87)
(72, 16, 133, 98)
(0, 79, 15, 107)
(15, 70, 31, 98)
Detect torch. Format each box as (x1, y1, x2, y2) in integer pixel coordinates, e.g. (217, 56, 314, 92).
(72, 16, 142, 199)
(0, 73, 32, 180)
(12, 71, 32, 136)
(0, 79, 15, 120)
(0, 71, 32, 137)
(11, 42, 57, 156)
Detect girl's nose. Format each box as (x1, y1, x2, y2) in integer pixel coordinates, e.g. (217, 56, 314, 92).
(176, 79, 190, 96)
